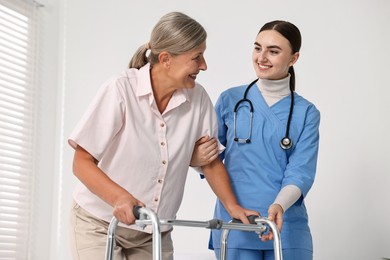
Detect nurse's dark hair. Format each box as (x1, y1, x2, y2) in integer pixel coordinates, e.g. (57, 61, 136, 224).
(129, 12, 207, 69)
(259, 20, 301, 91)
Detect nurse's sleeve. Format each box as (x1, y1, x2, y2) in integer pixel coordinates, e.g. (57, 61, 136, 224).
(215, 93, 228, 161)
(282, 105, 321, 198)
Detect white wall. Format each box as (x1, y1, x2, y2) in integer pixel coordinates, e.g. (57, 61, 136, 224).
(38, 0, 390, 259)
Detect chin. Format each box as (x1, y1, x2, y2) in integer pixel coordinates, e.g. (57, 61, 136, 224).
(255, 71, 267, 79)
(186, 80, 196, 89)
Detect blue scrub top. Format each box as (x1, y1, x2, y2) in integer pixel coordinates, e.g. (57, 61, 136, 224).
(210, 83, 320, 251)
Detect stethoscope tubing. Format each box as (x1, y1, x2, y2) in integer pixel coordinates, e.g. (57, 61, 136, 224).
(233, 78, 294, 150)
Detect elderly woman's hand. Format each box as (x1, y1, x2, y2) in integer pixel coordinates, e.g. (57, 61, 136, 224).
(190, 135, 219, 167)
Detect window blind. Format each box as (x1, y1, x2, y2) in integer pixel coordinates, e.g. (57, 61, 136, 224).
(0, 0, 39, 259)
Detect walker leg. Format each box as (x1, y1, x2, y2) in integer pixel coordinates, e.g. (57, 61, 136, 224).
(255, 218, 283, 260)
(219, 217, 283, 260)
(138, 207, 162, 260)
(219, 229, 230, 260)
(105, 217, 119, 260)
(105, 207, 162, 260)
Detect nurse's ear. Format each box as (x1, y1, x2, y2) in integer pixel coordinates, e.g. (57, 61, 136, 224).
(289, 52, 300, 67)
(158, 51, 171, 69)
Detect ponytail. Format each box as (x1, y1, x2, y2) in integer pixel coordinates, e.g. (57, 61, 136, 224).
(289, 66, 296, 91)
(128, 44, 149, 69)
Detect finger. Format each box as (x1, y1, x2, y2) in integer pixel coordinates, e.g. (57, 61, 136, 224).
(261, 233, 272, 242)
(276, 215, 283, 231)
(268, 212, 275, 222)
(115, 211, 129, 225)
(247, 210, 260, 217)
(196, 135, 210, 145)
(204, 142, 218, 157)
(207, 152, 218, 163)
(240, 215, 249, 224)
(200, 138, 217, 151)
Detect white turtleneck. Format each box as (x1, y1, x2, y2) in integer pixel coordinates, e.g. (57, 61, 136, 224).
(257, 75, 291, 107)
(258, 75, 302, 213)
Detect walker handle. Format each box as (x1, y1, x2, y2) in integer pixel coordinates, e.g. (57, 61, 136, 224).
(133, 205, 142, 219)
(232, 215, 258, 224)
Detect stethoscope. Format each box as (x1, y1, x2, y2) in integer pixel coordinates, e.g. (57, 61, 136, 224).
(233, 78, 294, 150)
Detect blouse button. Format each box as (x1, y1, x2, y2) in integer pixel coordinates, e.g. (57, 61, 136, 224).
(162, 160, 167, 165)
(160, 123, 165, 127)
(160, 142, 165, 146)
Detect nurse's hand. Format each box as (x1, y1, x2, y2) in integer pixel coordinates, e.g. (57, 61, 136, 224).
(227, 204, 260, 224)
(262, 203, 284, 241)
(113, 193, 145, 225)
(190, 135, 218, 167)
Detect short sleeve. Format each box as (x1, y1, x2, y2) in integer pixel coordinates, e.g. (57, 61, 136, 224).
(68, 79, 125, 161)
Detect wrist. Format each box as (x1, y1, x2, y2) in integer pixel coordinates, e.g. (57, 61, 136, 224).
(271, 203, 284, 214)
(224, 201, 240, 215)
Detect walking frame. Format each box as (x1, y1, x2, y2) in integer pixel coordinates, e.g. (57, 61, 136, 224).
(105, 206, 283, 260)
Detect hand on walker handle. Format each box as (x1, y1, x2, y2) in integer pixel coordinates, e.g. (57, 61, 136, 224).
(112, 193, 145, 225)
(190, 135, 219, 167)
(232, 215, 259, 224)
(227, 204, 260, 224)
(261, 203, 284, 241)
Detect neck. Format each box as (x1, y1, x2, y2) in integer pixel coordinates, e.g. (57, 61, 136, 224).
(258, 75, 291, 106)
(150, 66, 175, 113)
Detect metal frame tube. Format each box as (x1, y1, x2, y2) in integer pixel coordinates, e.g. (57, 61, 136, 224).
(106, 209, 282, 260)
(220, 228, 230, 260)
(255, 218, 283, 260)
(105, 208, 162, 260)
(138, 207, 162, 260)
(219, 217, 282, 260)
(105, 217, 119, 260)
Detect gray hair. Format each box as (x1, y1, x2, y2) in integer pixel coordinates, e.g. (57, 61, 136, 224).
(129, 12, 207, 69)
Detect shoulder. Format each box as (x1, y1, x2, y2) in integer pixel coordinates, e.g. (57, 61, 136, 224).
(294, 93, 319, 112)
(100, 70, 134, 89)
(108, 64, 150, 88)
(220, 85, 247, 97)
(294, 93, 320, 123)
(217, 85, 247, 103)
(215, 84, 247, 108)
(100, 67, 147, 96)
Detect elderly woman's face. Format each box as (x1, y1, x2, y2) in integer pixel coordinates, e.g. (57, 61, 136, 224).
(167, 41, 207, 89)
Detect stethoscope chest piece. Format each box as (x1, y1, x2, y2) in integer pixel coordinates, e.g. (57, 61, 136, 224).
(280, 137, 292, 150)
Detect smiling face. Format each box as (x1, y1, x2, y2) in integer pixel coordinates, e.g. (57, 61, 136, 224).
(166, 41, 207, 89)
(252, 30, 299, 80)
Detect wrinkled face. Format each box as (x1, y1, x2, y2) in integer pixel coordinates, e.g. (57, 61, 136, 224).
(252, 30, 299, 80)
(167, 41, 207, 89)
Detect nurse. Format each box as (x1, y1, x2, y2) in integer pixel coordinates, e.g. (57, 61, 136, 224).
(195, 20, 320, 260)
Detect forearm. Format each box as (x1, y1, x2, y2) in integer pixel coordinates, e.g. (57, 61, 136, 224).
(273, 185, 301, 212)
(72, 146, 132, 207)
(201, 158, 238, 211)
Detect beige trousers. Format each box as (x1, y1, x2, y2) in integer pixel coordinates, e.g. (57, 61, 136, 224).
(69, 201, 174, 260)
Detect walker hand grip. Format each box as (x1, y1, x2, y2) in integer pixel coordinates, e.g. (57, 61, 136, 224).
(133, 205, 142, 220)
(232, 215, 258, 224)
(207, 219, 223, 229)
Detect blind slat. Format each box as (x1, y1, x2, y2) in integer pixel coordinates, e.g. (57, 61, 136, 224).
(0, 1, 38, 259)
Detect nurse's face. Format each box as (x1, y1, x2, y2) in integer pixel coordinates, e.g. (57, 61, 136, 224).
(168, 41, 207, 89)
(252, 30, 299, 80)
